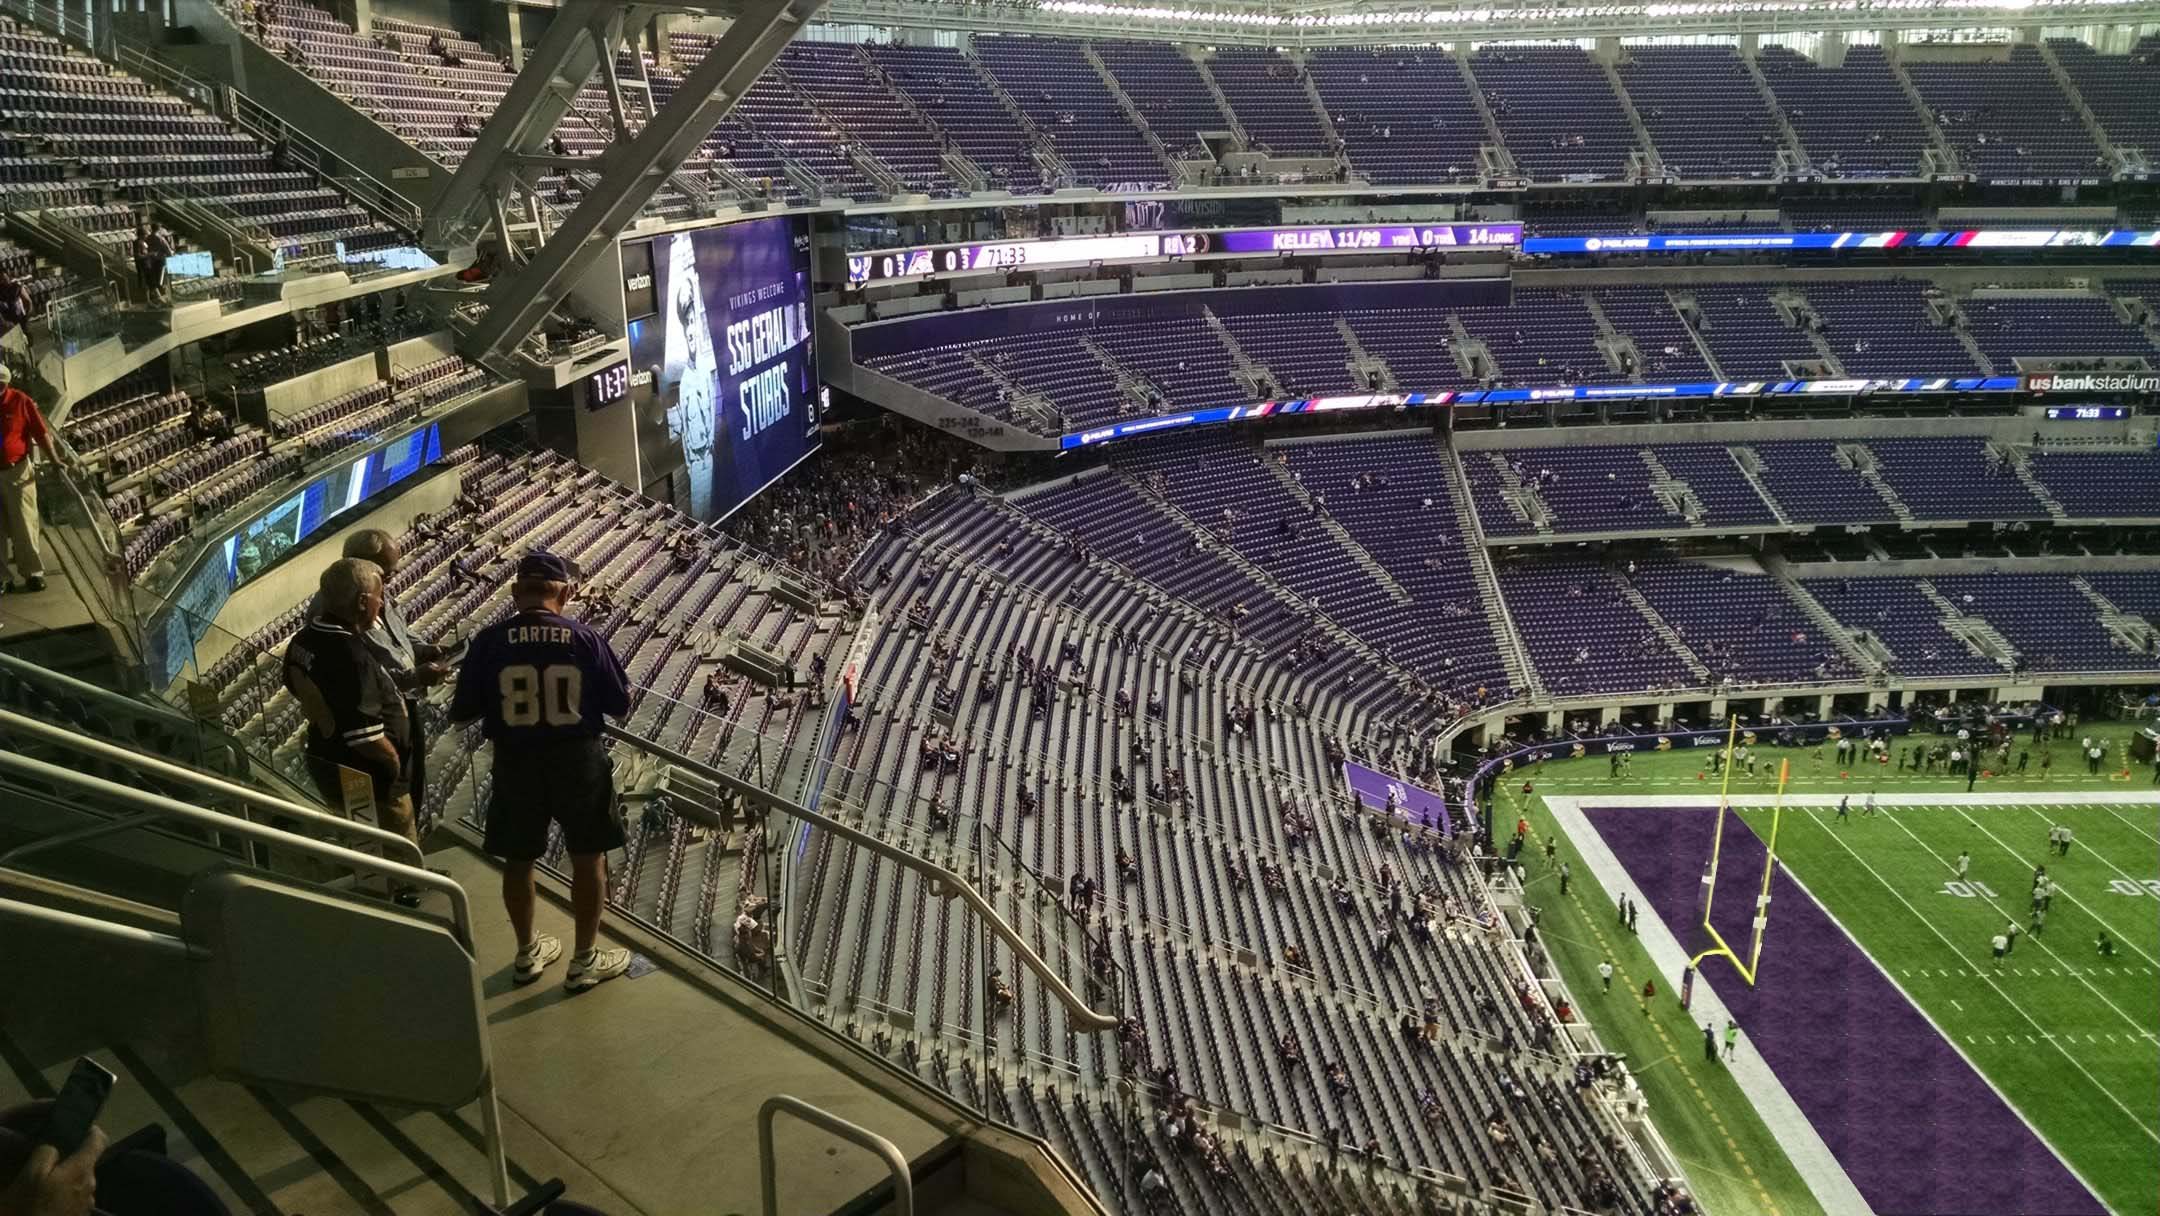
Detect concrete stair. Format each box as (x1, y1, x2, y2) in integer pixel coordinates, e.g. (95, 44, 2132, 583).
(1334, 316, 1398, 390)
(1760, 555, 1887, 679)
(1189, 51, 1251, 149)
(1445, 314, 1496, 383)
(1201, 306, 1279, 398)
(2000, 441, 2071, 521)
(1258, 453, 1414, 606)
(965, 352, 1063, 433)
(1839, 442, 1916, 523)
(1581, 291, 1648, 380)
(2070, 576, 2159, 653)
(856, 47, 991, 191)
(2032, 40, 2120, 166)
(1293, 54, 1349, 166)
(1077, 334, 1159, 412)
(1726, 446, 1793, 525)
(1454, 51, 1523, 180)
(1915, 579, 2020, 670)
(1445, 441, 1542, 698)
(1882, 50, 1966, 176)
(1598, 55, 1667, 177)
(1775, 288, 1846, 376)
(1638, 448, 1705, 526)
(1741, 52, 1812, 169)
(1667, 291, 1728, 381)
(967, 58, 1074, 185)
(0, 835, 1000, 1216)
(1080, 44, 1185, 181)
(1611, 567, 1714, 680)
(1478, 451, 1554, 534)
(1929, 295, 1998, 375)
(1110, 470, 1404, 679)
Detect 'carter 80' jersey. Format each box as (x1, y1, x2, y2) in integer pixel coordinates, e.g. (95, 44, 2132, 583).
(450, 608, 631, 744)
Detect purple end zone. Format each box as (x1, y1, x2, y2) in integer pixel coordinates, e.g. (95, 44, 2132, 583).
(1342, 760, 1449, 833)
(1584, 804, 2104, 1216)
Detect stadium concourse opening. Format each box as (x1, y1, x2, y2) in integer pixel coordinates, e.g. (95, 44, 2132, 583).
(6, 0, 2160, 1211)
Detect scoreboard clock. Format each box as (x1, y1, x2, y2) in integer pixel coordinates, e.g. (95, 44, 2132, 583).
(583, 361, 630, 410)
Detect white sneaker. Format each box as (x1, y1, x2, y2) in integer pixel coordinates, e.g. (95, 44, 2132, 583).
(514, 934, 562, 985)
(565, 946, 631, 992)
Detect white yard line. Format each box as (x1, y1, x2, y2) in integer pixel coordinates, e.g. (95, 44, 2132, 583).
(1570, 791, 2158, 809)
(1561, 792, 2140, 1215)
(1793, 807, 2160, 1147)
(1873, 809, 2150, 1037)
(1949, 806, 2160, 969)
(1544, 796, 1872, 1216)
(2098, 804, 2160, 845)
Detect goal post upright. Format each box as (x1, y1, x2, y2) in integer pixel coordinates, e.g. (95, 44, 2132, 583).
(1689, 716, 1745, 976)
(1743, 758, 1790, 982)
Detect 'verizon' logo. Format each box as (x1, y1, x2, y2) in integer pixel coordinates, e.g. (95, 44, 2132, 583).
(2026, 372, 2160, 393)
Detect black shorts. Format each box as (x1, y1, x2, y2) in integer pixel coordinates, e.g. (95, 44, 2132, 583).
(482, 738, 624, 860)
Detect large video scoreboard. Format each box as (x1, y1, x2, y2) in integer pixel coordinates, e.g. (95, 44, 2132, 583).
(624, 215, 826, 521)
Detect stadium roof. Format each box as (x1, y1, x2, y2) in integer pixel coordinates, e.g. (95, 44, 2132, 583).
(820, 0, 2160, 44)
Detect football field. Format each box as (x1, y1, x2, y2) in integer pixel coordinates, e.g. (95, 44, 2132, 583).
(1729, 795, 2160, 1216)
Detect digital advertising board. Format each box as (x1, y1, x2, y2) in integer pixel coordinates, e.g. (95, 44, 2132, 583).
(629, 216, 824, 521)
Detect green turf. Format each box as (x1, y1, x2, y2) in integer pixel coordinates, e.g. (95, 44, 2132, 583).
(1486, 721, 2157, 1216)
(1505, 815, 1828, 1216)
(1731, 797, 2160, 1216)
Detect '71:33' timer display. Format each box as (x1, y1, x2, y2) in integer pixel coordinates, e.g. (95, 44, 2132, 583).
(584, 361, 630, 409)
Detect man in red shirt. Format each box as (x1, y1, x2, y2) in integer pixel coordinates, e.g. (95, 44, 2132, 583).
(0, 363, 56, 593)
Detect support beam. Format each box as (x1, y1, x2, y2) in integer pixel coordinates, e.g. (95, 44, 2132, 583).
(451, 0, 824, 367)
(422, 0, 659, 251)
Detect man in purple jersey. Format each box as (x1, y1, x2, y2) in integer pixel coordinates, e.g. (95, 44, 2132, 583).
(450, 551, 634, 992)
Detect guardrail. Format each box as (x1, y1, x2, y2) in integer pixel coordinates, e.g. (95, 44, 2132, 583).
(0, 743, 510, 1207)
(599, 723, 1119, 1031)
(758, 1095, 913, 1216)
(222, 86, 425, 233)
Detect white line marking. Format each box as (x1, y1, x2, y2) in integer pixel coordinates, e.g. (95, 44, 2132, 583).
(1951, 999, 1965, 1011)
(1798, 808, 2160, 1146)
(1542, 796, 1873, 1216)
(1955, 805, 2160, 968)
(2098, 804, 2160, 845)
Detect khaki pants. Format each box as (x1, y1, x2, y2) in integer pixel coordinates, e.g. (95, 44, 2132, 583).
(0, 457, 39, 582)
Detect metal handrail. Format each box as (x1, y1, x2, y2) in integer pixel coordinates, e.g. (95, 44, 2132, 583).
(0, 709, 426, 871)
(109, 40, 219, 110)
(758, 1095, 912, 1216)
(222, 86, 425, 232)
(601, 723, 1119, 1031)
(0, 651, 191, 728)
(0, 896, 193, 956)
(0, 756, 513, 1210)
(0, 749, 473, 952)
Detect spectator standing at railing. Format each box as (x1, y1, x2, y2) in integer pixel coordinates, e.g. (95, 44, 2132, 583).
(450, 552, 634, 992)
(0, 273, 31, 350)
(284, 559, 417, 878)
(328, 529, 456, 820)
(130, 222, 172, 306)
(0, 364, 56, 594)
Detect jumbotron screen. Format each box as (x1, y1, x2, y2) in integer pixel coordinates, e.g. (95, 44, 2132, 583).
(630, 216, 823, 521)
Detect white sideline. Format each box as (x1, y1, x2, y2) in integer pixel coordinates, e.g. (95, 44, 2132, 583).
(1548, 791, 2154, 1216)
(1545, 793, 1873, 1216)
